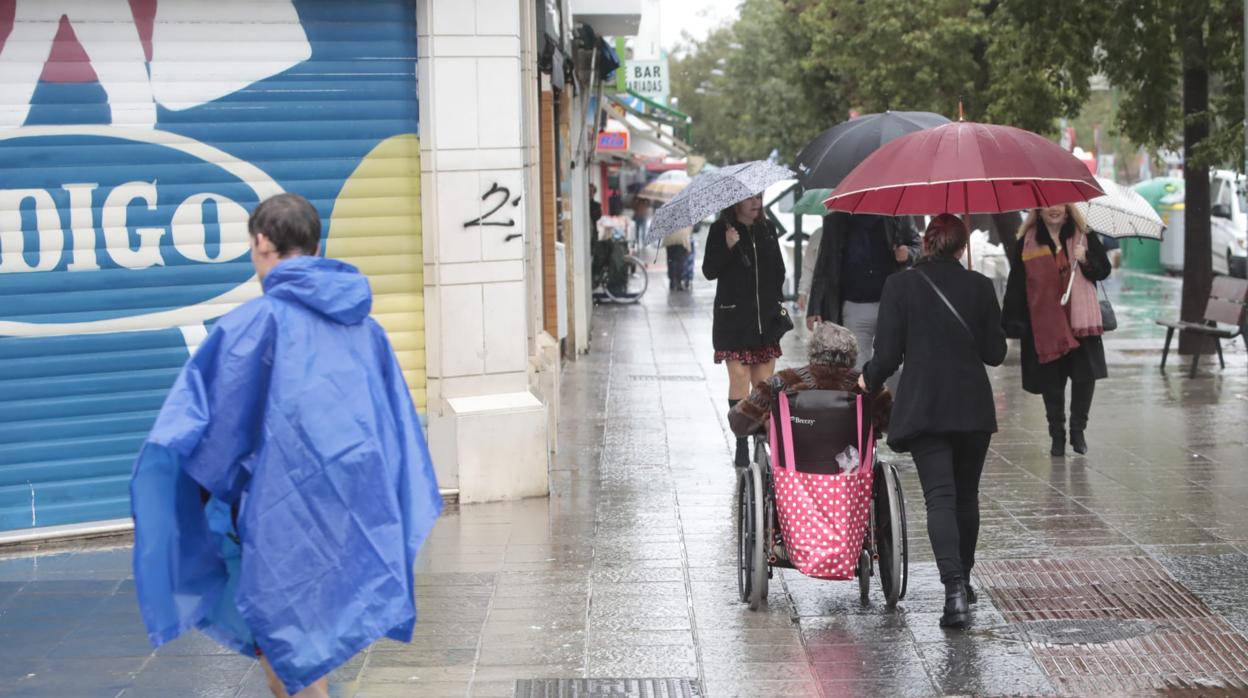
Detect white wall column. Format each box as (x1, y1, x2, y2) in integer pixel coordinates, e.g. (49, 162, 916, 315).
(419, 0, 549, 502)
(569, 82, 593, 355)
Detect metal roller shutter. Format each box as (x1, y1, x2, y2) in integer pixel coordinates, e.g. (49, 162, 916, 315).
(0, 0, 424, 532)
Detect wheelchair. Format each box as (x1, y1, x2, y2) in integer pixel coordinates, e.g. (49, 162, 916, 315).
(735, 389, 908, 611)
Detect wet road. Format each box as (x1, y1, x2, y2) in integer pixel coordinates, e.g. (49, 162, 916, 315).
(1, 267, 1245, 697)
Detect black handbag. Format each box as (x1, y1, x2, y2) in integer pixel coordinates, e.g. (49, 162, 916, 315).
(764, 304, 795, 344)
(1098, 283, 1117, 332)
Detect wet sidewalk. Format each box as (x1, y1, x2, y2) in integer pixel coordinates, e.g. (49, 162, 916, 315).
(2, 268, 1247, 697)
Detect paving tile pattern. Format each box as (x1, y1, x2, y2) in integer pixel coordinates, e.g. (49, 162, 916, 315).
(979, 556, 1248, 694)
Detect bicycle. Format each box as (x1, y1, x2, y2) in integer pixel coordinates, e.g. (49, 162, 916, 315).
(592, 239, 648, 304)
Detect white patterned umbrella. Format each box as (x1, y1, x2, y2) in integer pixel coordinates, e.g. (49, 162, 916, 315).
(646, 160, 795, 243)
(1075, 177, 1164, 239)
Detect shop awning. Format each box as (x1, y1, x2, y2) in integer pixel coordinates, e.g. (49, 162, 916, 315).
(597, 92, 692, 161)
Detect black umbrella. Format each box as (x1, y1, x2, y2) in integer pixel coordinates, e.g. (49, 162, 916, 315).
(794, 111, 951, 190)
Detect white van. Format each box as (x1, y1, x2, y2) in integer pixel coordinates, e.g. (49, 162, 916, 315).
(1160, 171, 1248, 277)
(1210, 170, 1248, 277)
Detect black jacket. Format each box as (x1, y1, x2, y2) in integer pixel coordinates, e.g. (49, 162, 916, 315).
(703, 217, 786, 352)
(1001, 230, 1111, 394)
(807, 213, 921, 323)
(863, 257, 1008, 452)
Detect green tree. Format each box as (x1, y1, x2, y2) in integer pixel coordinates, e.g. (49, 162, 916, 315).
(670, 25, 739, 164)
(791, 0, 988, 119)
(1095, 0, 1244, 352)
(980, 0, 1106, 132)
(779, 0, 1108, 132)
(672, 0, 1243, 347)
(670, 0, 824, 164)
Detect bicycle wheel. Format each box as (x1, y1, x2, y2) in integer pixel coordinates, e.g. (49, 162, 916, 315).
(603, 255, 648, 303)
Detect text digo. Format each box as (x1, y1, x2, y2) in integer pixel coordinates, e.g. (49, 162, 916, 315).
(0, 183, 250, 273)
(0, 126, 283, 334)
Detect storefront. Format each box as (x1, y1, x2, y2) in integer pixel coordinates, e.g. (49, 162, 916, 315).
(0, 1, 426, 534)
(591, 93, 691, 237)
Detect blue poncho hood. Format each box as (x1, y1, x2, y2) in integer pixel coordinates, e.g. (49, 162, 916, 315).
(131, 256, 441, 694)
(263, 256, 372, 325)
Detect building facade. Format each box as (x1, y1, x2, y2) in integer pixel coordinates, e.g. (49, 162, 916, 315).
(0, 0, 426, 535)
(419, 0, 638, 501)
(0, 0, 641, 537)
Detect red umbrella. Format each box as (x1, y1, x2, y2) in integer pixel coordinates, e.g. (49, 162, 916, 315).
(822, 122, 1104, 215)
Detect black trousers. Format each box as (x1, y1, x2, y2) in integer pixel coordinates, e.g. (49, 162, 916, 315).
(666, 245, 689, 288)
(1041, 378, 1095, 435)
(909, 431, 991, 584)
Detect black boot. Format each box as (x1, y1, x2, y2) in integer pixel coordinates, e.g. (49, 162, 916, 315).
(1050, 432, 1065, 457)
(940, 579, 970, 629)
(1042, 389, 1066, 457)
(1070, 431, 1088, 455)
(1069, 381, 1094, 455)
(964, 572, 977, 605)
(729, 400, 748, 467)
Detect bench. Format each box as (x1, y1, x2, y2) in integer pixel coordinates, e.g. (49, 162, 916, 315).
(1156, 276, 1248, 377)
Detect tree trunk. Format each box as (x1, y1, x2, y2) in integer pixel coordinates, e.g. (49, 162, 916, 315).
(1179, 8, 1214, 356)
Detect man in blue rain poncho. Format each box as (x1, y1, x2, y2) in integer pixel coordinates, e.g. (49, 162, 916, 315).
(131, 193, 442, 697)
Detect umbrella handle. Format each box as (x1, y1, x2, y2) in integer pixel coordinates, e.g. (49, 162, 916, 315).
(960, 213, 973, 271)
(1060, 231, 1081, 306)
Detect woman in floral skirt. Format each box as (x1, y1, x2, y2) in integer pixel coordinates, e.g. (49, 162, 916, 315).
(703, 194, 788, 466)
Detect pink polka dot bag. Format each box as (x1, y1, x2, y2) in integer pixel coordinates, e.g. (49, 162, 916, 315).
(768, 391, 875, 580)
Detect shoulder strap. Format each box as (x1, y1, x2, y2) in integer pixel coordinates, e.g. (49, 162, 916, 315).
(914, 267, 973, 337)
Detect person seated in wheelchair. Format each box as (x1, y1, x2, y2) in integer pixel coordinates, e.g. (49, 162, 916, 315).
(728, 322, 890, 463)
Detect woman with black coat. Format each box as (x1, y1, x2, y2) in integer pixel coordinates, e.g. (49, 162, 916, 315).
(860, 214, 1008, 630)
(1001, 205, 1110, 457)
(703, 194, 788, 467)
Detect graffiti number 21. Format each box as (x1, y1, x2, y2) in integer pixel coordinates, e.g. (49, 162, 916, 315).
(464, 183, 522, 229)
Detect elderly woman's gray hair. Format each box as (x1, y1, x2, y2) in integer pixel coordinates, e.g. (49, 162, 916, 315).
(808, 322, 859, 368)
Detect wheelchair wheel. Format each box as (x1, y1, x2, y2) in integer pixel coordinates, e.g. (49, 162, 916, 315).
(857, 548, 871, 604)
(735, 466, 753, 604)
(603, 255, 648, 303)
(749, 439, 770, 609)
(874, 462, 908, 608)
(737, 463, 768, 608)
(734, 448, 769, 610)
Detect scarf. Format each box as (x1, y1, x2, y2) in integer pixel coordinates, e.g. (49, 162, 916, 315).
(1022, 227, 1080, 364)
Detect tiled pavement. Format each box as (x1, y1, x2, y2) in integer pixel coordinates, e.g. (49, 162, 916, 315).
(1, 267, 1246, 697)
